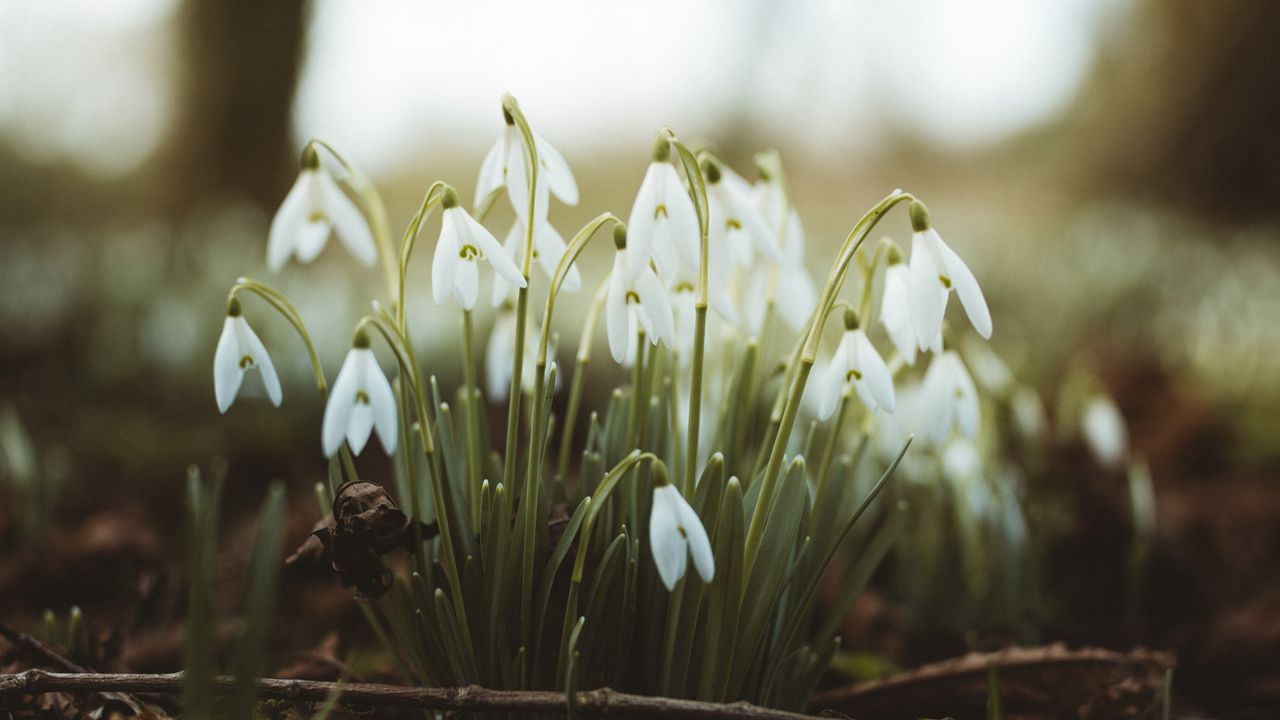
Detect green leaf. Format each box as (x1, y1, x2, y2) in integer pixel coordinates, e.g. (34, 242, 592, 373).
(227, 482, 285, 720)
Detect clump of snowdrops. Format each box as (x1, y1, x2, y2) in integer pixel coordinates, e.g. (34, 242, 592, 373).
(212, 94, 998, 710)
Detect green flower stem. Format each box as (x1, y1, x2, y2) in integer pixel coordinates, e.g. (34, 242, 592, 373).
(744, 190, 913, 568)
(306, 139, 398, 298)
(684, 307, 708, 494)
(626, 330, 647, 449)
(394, 181, 449, 327)
(462, 309, 483, 527)
(502, 95, 544, 680)
(856, 240, 888, 323)
(556, 279, 610, 485)
(228, 279, 359, 483)
(660, 129, 710, 495)
(815, 388, 852, 495)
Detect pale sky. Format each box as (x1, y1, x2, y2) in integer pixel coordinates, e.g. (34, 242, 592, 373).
(0, 0, 1125, 178)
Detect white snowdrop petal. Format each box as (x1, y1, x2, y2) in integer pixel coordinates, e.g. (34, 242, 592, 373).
(471, 213, 526, 289)
(266, 173, 310, 271)
(455, 258, 480, 310)
(937, 237, 992, 339)
(213, 317, 244, 413)
(296, 220, 331, 263)
(674, 493, 715, 583)
(322, 351, 361, 457)
(345, 402, 375, 455)
(817, 361, 844, 421)
(364, 353, 398, 455)
(855, 331, 896, 413)
(626, 163, 663, 279)
(649, 487, 688, 590)
(634, 268, 676, 348)
(535, 134, 578, 206)
(432, 212, 462, 306)
(474, 137, 506, 205)
(238, 317, 282, 407)
(486, 313, 515, 402)
(319, 170, 377, 266)
(605, 262, 630, 363)
(909, 233, 947, 353)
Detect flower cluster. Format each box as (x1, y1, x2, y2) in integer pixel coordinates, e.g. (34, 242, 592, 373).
(212, 94, 1004, 706)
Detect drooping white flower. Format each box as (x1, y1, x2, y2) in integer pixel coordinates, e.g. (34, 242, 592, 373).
(705, 160, 781, 269)
(432, 189, 527, 311)
(605, 226, 676, 364)
(626, 138, 698, 282)
(267, 147, 376, 272)
(490, 220, 581, 307)
(649, 480, 714, 590)
(879, 255, 918, 365)
(817, 312, 896, 420)
(1081, 392, 1127, 469)
(213, 299, 282, 412)
(920, 350, 981, 446)
(475, 113, 578, 228)
(322, 332, 397, 457)
(906, 200, 991, 353)
(743, 176, 817, 333)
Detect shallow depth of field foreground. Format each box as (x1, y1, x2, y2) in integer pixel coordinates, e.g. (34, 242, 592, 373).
(2, 2, 1279, 719)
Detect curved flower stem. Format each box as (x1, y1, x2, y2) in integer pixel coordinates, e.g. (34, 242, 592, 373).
(306, 139, 398, 298)
(661, 129, 710, 495)
(518, 209, 620, 675)
(394, 181, 449, 328)
(227, 279, 359, 483)
(744, 190, 914, 568)
(556, 278, 611, 485)
(501, 95, 547, 681)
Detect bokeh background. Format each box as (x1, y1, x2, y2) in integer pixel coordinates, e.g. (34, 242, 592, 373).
(2, 0, 1279, 712)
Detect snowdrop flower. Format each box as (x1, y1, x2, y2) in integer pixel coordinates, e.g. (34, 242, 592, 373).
(649, 467, 714, 590)
(1081, 392, 1127, 469)
(742, 172, 819, 333)
(490, 220, 580, 307)
(920, 350, 981, 446)
(816, 310, 896, 420)
(626, 137, 698, 282)
(606, 225, 676, 364)
(704, 159, 781, 269)
(213, 298, 282, 412)
(879, 247, 917, 365)
(475, 109, 578, 227)
(907, 200, 991, 353)
(267, 146, 376, 272)
(322, 330, 397, 457)
(432, 188, 526, 311)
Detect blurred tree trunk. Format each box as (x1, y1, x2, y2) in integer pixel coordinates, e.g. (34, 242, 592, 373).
(156, 0, 308, 213)
(1083, 1, 1280, 223)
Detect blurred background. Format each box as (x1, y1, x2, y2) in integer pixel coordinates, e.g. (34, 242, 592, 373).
(2, 0, 1278, 712)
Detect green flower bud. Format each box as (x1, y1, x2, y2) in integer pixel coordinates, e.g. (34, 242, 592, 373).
(227, 297, 243, 317)
(652, 460, 670, 487)
(700, 156, 723, 184)
(652, 134, 671, 162)
(909, 199, 932, 232)
(301, 144, 321, 170)
(613, 223, 628, 250)
(441, 186, 460, 209)
(843, 308, 860, 331)
(353, 328, 372, 349)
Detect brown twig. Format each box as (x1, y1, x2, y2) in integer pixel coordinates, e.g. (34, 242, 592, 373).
(0, 670, 827, 720)
(0, 622, 91, 673)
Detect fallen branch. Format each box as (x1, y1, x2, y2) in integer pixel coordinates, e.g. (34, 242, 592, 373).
(0, 670, 825, 720)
